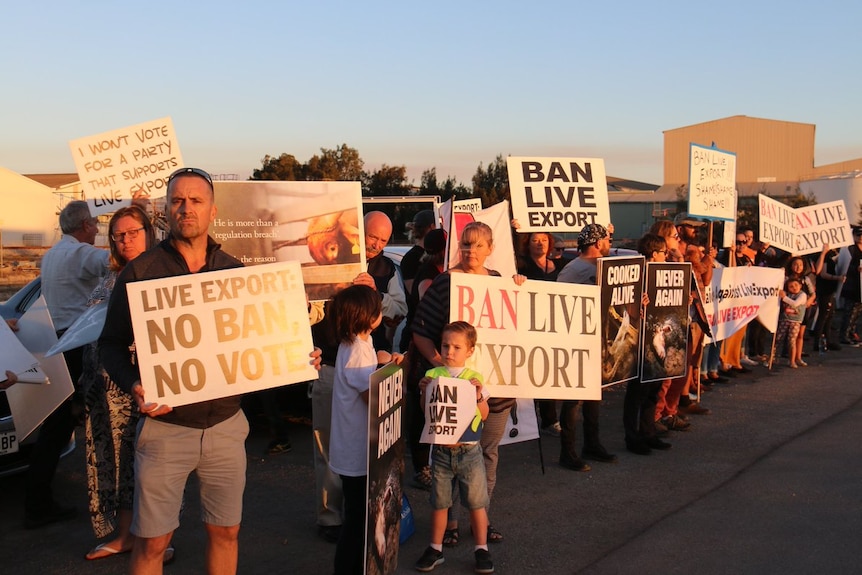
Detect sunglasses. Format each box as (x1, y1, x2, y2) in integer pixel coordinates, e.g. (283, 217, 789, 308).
(736, 240, 747, 245)
(167, 167, 214, 187)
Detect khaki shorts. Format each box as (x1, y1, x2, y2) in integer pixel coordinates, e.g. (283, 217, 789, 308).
(132, 410, 249, 538)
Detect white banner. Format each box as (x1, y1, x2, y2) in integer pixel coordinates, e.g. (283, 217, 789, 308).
(758, 194, 798, 253)
(759, 195, 852, 256)
(702, 266, 785, 341)
(688, 144, 736, 221)
(449, 273, 601, 400)
(69, 117, 182, 216)
(420, 377, 478, 444)
(127, 261, 317, 408)
(506, 157, 609, 233)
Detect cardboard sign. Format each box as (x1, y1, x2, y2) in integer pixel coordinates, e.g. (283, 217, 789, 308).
(597, 256, 645, 387)
(366, 362, 404, 575)
(69, 117, 182, 216)
(127, 261, 317, 408)
(449, 273, 601, 400)
(507, 157, 610, 232)
(759, 195, 852, 255)
(420, 376, 478, 444)
(641, 263, 691, 383)
(688, 144, 736, 221)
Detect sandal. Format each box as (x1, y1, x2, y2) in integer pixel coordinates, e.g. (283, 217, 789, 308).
(443, 527, 459, 547)
(487, 525, 503, 543)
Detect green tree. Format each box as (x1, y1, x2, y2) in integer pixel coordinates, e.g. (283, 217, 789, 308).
(251, 153, 305, 180)
(364, 164, 410, 196)
(472, 154, 509, 206)
(420, 168, 472, 202)
(306, 144, 364, 181)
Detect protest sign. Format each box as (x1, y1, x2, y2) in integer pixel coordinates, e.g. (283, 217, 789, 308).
(4, 297, 74, 441)
(641, 263, 691, 383)
(597, 256, 645, 387)
(126, 261, 317, 408)
(702, 266, 784, 341)
(453, 198, 482, 214)
(759, 195, 852, 255)
(446, 200, 517, 278)
(69, 117, 182, 216)
(0, 316, 39, 377)
(46, 301, 106, 357)
(419, 377, 478, 444)
(507, 157, 610, 233)
(211, 180, 364, 302)
(449, 273, 601, 400)
(499, 397, 540, 446)
(688, 144, 736, 221)
(366, 362, 404, 575)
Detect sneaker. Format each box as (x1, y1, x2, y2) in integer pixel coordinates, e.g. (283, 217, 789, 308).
(474, 548, 494, 574)
(416, 547, 445, 572)
(266, 439, 292, 454)
(660, 415, 691, 431)
(412, 467, 432, 491)
(560, 455, 591, 472)
(541, 422, 562, 437)
(646, 436, 672, 450)
(740, 356, 759, 366)
(654, 419, 669, 436)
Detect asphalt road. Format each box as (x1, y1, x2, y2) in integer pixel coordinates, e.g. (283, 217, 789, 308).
(2, 346, 861, 574)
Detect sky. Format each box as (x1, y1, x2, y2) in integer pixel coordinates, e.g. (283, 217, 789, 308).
(2, 1, 861, 188)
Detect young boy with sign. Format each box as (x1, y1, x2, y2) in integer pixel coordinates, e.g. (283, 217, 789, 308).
(415, 321, 494, 574)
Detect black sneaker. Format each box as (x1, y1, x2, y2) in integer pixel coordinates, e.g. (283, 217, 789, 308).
(646, 436, 672, 450)
(474, 548, 494, 574)
(415, 547, 444, 572)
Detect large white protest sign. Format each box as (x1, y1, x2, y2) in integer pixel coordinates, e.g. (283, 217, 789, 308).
(688, 144, 736, 221)
(702, 266, 785, 341)
(507, 157, 609, 233)
(759, 195, 852, 255)
(0, 317, 39, 377)
(127, 261, 317, 408)
(4, 297, 74, 441)
(449, 273, 601, 400)
(69, 117, 183, 216)
(420, 377, 478, 444)
(211, 181, 365, 302)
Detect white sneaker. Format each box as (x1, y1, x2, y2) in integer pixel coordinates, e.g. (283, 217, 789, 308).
(740, 356, 759, 366)
(541, 422, 562, 437)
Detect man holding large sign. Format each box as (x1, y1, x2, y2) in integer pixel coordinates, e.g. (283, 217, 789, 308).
(100, 167, 319, 575)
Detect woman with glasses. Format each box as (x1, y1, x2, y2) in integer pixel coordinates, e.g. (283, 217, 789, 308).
(81, 205, 174, 563)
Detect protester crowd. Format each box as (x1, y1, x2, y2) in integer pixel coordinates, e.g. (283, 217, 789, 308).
(4, 171, 861, 575)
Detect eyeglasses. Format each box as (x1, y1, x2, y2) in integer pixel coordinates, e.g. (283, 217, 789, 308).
(657, 249, 668, 255)
(167, 167, 213, 187)
(112, 227, 144, 243)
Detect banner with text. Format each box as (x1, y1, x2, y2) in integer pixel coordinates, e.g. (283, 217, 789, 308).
(420, 377, 478, 444)
(759, 195, 852, 255)
(687, 143, 736, 221)
(212, 181, 365, 302)
(69, 117, 182, 216)
(127, 261, 317, 408)
(366, 362, 404, 575)
(702, 265, 784, 341)
(506, 157, 610, 233)
(640, 262, 691, 383)
(449, 273, 601, 400)
(597, 256, 645, 387)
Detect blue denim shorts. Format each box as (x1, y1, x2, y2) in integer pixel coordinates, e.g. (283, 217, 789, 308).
(429, 443, 489, 510)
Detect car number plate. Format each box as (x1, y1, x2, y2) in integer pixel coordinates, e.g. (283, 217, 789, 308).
(0, 429, 19, 455)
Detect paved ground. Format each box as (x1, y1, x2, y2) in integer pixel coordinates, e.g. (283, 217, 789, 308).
(2, 344, 861, 574)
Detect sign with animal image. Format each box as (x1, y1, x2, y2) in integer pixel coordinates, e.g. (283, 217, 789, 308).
(126, 261, 317, 408)
(597, 256, 645, 387)
(420, 376, 480, 444)
(211, 181, 364, 301)
(366, 362, 404, 575)
(506, 156, 610, 232)
(640, 262, 691, 383)
(69, 117, 183, 216)
(449, 273, 602, 400)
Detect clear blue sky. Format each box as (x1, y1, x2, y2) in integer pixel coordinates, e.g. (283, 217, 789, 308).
(3, 0, 860, 187)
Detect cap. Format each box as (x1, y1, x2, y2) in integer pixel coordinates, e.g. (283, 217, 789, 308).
(673, 212, 706, 227)
(577, 223, 608, 247)
(423, 228, 447, 254)
(412, 209, 436, 229)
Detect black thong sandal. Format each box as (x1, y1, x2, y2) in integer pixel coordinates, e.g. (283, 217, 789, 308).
(488, 525, 503, 543)
(443, 527, 459, 547)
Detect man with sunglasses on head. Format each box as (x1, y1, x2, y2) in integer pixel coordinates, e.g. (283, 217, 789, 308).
(99, 168, 324, 575)
(25, 200, 110, 528)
